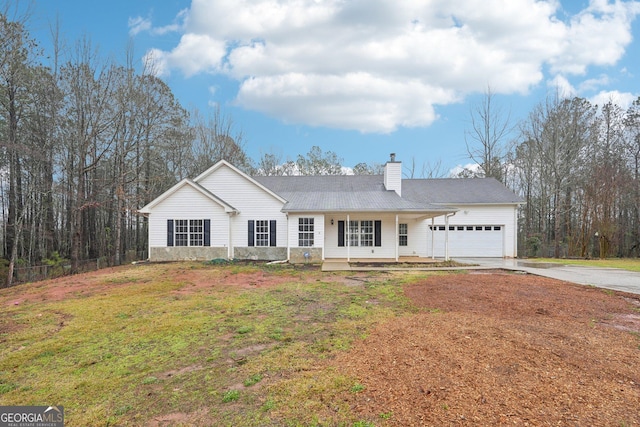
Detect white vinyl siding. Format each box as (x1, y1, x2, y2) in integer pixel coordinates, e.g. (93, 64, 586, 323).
(384, 161, 402, 195)
(288, 214, 325, 249)
(197, 165, 287, 248)
(147, 184, 227, 248)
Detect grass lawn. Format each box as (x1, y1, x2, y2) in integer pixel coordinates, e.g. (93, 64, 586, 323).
(0, 262, 421, 426)
(535, 257, 640, 272)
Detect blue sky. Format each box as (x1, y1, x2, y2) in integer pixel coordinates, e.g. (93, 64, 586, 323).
(21, 0, 640, 175)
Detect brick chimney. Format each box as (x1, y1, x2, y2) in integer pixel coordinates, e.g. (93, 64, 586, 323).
(384, 153, 402, 196)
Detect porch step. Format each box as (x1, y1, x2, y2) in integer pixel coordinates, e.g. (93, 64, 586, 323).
(321, 261, 351, 271)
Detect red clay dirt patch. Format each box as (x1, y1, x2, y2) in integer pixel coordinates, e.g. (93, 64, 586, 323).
(1, 266, 128, 306)
(337, 272, 640, 426)
(1, 263, 308, 306)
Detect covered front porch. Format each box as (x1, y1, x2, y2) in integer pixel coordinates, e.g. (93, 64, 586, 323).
(319, 211, 457, 262)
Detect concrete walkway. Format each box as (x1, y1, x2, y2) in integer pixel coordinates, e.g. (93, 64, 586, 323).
(456, 258, 640, 296)
(321, 258, 640, 295)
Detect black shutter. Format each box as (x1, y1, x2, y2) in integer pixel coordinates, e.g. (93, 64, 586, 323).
(167, 219, 174, 246)
(269, 220, 277, 247)
(338, 221, 345, 247)
(204, 219, 210, 246)
(374, 220, 382, 247)
(248, 220, 254, 246)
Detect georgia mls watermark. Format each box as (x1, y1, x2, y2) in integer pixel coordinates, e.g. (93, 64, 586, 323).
(0, 406, 64, 427)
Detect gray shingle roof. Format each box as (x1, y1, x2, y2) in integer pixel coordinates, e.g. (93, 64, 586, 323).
(403, 178, 525, 204)
(253, 175, 523, 212)
(254, 175, 448, 212)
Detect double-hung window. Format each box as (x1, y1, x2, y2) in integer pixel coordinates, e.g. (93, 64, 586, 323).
(190, 220, 204, 246)
(360, 220, 374, 247)
(248, 220, 277, 247)
(298, 218, 314, 247)
(349, 220, 360, 247)
(399, 223, 408, 246)
(167, 219, 209, 247)
(255, 220, 270, 247)
(175, 220, 189, 246)
(339, 220, 381, 247)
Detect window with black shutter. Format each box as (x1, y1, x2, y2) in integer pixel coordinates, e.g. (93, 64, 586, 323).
(167, 219, 207, 246)
(249, 220, 277, 246)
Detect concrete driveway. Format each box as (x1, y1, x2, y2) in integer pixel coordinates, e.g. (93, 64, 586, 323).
(456, 258, 640, 295)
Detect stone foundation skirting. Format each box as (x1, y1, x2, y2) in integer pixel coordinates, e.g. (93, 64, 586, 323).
(289, 247, 323, 264)
(150, 247, 228, 262)
(149, 246, 320, 262)
(232, 247, 287, 261)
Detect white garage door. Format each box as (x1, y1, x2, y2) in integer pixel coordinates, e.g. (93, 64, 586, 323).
(427, 225, 504, 258)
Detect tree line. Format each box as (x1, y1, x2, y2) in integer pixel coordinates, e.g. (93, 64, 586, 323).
(0, 11, 257, 284)
(465, 89, 640, 259)
(2, 10, 638, 286)
(0, 9, 356, 285)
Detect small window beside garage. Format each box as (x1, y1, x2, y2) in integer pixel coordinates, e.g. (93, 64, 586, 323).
(398, 223, 408, 246)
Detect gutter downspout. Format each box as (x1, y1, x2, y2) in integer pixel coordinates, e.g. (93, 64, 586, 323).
(513, 206, 518, 258)
(444, 212, 456, 261)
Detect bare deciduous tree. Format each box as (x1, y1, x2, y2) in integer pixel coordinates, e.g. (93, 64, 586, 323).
(465, 86, 513, 182)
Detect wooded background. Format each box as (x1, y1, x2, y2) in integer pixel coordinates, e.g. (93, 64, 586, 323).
(1, 11, 639, 285)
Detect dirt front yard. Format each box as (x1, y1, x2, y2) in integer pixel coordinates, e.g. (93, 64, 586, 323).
(337, 270, 640, 426)
(2, 264, 639, 426)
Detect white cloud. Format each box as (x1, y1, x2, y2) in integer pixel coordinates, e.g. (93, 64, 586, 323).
(449, 163, 481, 177)
(148, 0, 640, 132)
(236, 72, 455, 132)
(145, 34, 227, 78)
(547, 75, 577, 98)
(128, 9, 188, 37)
(589, 90, 638, 109)
(577, 74, 610, 92)
(549, 0, 640, 74)
(128, 16, 152, 36)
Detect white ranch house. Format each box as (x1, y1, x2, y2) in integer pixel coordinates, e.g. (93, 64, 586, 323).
(138, 155, 524, 263)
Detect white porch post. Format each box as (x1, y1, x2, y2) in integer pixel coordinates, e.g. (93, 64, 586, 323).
(322, 215, 325, 261)
(346, 214, 350, 262)
(431, 217, 435, 260)
(286, 214, 290, 261)
(444, 214, 450, 261)
(395, 214, 399, 261)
